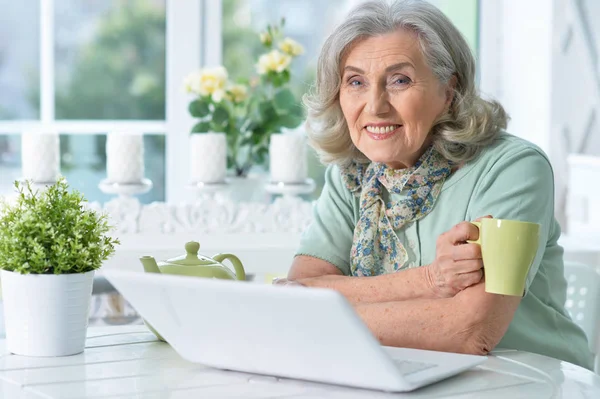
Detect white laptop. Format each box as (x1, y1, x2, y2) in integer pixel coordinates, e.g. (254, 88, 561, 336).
(103, 270, 486, 392)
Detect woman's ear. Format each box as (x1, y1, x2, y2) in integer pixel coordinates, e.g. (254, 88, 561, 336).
(445, 75, 458, 107)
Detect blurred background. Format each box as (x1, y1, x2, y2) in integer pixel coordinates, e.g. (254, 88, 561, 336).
(0, 0, 597, 234)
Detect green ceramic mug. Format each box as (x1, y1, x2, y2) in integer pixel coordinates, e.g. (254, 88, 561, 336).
(469, 218, 541, 296)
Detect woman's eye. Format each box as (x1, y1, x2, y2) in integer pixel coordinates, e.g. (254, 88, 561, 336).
(348, 79, 362, 87)
(393, 76, 411, 85)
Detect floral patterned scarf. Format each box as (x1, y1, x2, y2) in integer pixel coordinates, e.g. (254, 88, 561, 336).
(341, 146, 452, 276)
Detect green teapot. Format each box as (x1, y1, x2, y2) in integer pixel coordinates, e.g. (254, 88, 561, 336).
(140, 241, 246, 281)
(139, 241, 246, 341)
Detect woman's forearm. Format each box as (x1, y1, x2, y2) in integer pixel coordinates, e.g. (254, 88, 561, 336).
(296, 266, 438, 304)
(354, 282, 519, 355)
(355, 297, 474, 353)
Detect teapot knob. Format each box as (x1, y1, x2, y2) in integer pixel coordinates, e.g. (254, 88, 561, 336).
(185, 241, 200, 256)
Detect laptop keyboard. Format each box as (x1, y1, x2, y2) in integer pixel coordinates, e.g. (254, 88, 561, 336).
(392, 359, 437, 376)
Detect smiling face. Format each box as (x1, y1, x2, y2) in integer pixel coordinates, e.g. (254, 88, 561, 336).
(339, 29, 452, 169)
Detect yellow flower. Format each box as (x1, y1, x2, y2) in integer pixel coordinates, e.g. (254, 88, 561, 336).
(226, 84, 248, 103)
(183, 71, 202, 94)
(256, 50, 292, 75)
(211, 89, 226, 103)
(259, 31, 272, 46)
(183, 66, 228, 97)
(279, 37, 304, 56)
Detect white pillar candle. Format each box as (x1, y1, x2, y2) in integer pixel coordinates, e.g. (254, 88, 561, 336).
(21, 133, 60, 183)
(190, 133, 227, 183)
(106, 133, 144, 184)
(269, 133, 307, 183)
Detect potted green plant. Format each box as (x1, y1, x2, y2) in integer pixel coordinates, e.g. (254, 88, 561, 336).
(184, 19, 306, 181)
(0, 178, 119, 356)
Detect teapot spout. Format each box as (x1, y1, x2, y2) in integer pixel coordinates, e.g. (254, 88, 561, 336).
(140, 256, 161, 274)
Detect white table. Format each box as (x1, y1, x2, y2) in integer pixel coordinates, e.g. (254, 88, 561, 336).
(0, 326, 599, 398)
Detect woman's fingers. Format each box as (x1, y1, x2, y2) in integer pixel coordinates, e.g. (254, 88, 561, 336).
(272, 277, 304, 287)
(449, 221, 480, 244)
(431, 217, 491, 297)
(457, 269, 484, 288)
(451, 259, 483, 274)
(452, 243, 482, 261)
(448, 216, 494, 244)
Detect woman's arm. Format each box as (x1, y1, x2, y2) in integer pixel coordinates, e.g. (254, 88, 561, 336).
(355, 282, 521, 354)
(288, 219, 486, 304)
(288, 166, 455, 303)
(353, 147, 558, 353)
(288, 255, 437, 304)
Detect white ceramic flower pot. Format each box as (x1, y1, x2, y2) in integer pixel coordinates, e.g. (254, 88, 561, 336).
(190, 133, 227, 183)
(1, 270, 95, 357)
(269, 133, 307, 183)
(106, 133, 145, 183)
(21, 133, 60, 183)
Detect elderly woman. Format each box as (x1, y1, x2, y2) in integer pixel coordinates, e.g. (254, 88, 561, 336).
(284, 0, 593, 369)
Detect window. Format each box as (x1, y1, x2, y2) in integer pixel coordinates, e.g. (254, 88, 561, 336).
(222, 0, 356, 95)
(221, 0, 479, 196)
(0, 0, 479, 204)
(0, 0, 171, 203)
(0, 1, 39, 197)
(222, 0, 479, 103)
(0, 2, 40, 119)
(222, 0, 359, 195)
(54, 0, 166, 120)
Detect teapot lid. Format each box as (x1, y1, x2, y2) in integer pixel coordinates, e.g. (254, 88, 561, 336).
(166, 241, 217, 266)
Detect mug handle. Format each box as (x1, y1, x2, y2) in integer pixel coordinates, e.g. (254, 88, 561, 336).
(467, 221, 482, 245)
(212, 253, 246, 281)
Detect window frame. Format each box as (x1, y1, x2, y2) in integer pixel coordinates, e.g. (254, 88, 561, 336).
(0, 0, 221, 203)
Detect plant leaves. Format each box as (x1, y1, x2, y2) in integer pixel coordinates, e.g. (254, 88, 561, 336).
(273, 89, 297, 113)
(252, 145, 269, 165)
(188, 99, 210, 117)
(259, 101, 277, 123)
(240, 136, 254, 146)
(0, 178, 119, 274)
(191, 121, 211, 133)
(289, 103, 305, 118)
(278, 113, 304, 129)
(212, 105, 230, 126)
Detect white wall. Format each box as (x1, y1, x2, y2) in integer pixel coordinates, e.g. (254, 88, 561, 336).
(479, 0, 600, 234)
(479, 0, 553, 154)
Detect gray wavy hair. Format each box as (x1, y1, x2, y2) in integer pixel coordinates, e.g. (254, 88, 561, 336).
(303, 0, 509, 166)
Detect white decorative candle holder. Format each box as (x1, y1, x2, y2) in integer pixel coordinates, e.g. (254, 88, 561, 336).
(269, 133, 308, 183)
(189, 133, 227, 184)
(265, 178, 316, 197)
(21, 132, 60, 183)
(98, 178, 153, 197)
(106, 133, 145, 184)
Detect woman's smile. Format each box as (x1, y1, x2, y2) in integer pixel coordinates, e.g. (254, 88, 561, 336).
(339, 29, 451, 169)
(364, 124, 403, 141)
(292, 0, 591, 374)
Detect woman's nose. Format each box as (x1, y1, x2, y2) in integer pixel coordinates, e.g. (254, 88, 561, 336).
(366, 86, 390, 115)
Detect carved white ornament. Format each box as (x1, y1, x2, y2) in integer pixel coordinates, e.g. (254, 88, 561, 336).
(87, 195, 315, 235)
(84, 196, 315, 325)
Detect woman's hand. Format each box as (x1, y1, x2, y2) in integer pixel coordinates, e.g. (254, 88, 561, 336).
(272, 277, 305, 287)
(425, 216, 491, 298)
